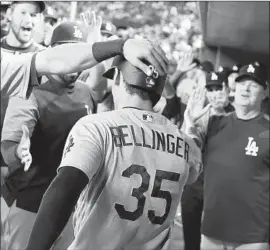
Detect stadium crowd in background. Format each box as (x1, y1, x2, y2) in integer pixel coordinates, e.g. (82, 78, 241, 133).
(1, 1, 269, 250)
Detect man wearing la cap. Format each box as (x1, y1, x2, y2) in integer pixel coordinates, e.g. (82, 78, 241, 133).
(0, 21, 100, 250)
(181, 71, 234, 250)
(183, 61, 269, 250)
(25, 55, 202, 250)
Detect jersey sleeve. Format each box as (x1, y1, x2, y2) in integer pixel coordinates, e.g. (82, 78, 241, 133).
(58, 118, 104, 181)
(1, 52, 39, 99)
(1, 94, 39, 142)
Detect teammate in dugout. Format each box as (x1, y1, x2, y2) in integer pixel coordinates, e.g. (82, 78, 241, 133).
(1, 21, 99, 250)
(1, 10, 168, 101)
(183, 61, 269, 250)
(25, 55, 203, 250)
(1, 1, 46, 54)
(0, 1, 46, 170)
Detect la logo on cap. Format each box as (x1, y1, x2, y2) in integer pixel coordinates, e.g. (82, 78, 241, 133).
(73, 26, 83, 39)
(211, 73, 218, 80)
(247, 64, 255, 73)
(106, 23, 112, 31)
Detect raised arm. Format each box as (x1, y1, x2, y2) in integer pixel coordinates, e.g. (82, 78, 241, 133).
(181, 86, 211, 149)
(1, 95, 38, 172)
(1, 11, 169, 100)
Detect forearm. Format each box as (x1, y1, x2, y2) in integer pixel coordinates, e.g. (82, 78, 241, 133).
(1, 141, 22, 171)
(26, 167, 88, 250)
(170, 70, 184, 88)
(35, 39, 126, 76)
(162, 81, 176, 99)
(181, 121, 205, 149)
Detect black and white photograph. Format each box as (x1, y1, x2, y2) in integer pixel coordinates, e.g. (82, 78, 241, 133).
(1, 1, 269, 250)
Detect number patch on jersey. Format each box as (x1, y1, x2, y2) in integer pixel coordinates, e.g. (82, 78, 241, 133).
(114, 164, 180, 225)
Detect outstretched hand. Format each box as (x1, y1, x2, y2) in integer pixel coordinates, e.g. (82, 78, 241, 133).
(16, 125, 32, 171)
(184, 86, 211, 126)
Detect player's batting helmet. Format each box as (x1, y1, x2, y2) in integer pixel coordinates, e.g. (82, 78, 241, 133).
(50, 21, 88, 46)
(102, 55, 167, 105)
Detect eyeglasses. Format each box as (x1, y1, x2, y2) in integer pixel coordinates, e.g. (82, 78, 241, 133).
(206, 85, 223, 92)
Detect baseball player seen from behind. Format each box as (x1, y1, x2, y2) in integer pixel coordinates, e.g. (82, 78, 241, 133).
(25, 55, 202, 250)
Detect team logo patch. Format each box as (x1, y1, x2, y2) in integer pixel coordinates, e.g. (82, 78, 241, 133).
(247, 64, 255, 73)
(63, 135, 74, 158)
(210, 72, 218, 80)
(142, 114, 154, 123)
(73, 26, 83, 39)
(245, 137, 259, 156)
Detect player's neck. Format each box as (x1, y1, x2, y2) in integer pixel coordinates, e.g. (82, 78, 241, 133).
(6, 32, 33, 49)
(235, 106, 261, 120)
(116, 98, 153, 111)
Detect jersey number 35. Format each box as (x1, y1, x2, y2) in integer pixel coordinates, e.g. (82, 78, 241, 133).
(115, 164, 180, 225)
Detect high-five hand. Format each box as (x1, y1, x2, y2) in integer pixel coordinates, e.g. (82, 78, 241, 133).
(184, 86, 211, 126)
(177, 51, 196, 72)
(16, 125, 32, 171)
(80, 10, 102, 43)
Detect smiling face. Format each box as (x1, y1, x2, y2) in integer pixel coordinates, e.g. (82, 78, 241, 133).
(234, 77, 266, 109)
(7, 2, 41, 45)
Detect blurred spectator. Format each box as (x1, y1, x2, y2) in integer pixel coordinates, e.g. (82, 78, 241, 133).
(0, 1, 10, 38)
(45, 1, 203, 61)
(1, 21, 97, 250)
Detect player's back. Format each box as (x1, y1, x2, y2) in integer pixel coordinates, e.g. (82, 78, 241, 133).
(69, 108, 198, 250)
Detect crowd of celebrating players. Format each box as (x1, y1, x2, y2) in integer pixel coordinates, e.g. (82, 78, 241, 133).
(1, 1, 269, 250)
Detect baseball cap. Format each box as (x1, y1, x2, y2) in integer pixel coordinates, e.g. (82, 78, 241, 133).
(44, 6, 57, 22)
(231, 64, 241, 73)
(205, 72, 227, 89)
(235, 61, 268, 88)
(218, 66, 233, 77)
(102, 55, 167, 105)
(50, 21, 88, 46)
(101, 21, 117, 37)
(12, 1, 46, 13)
